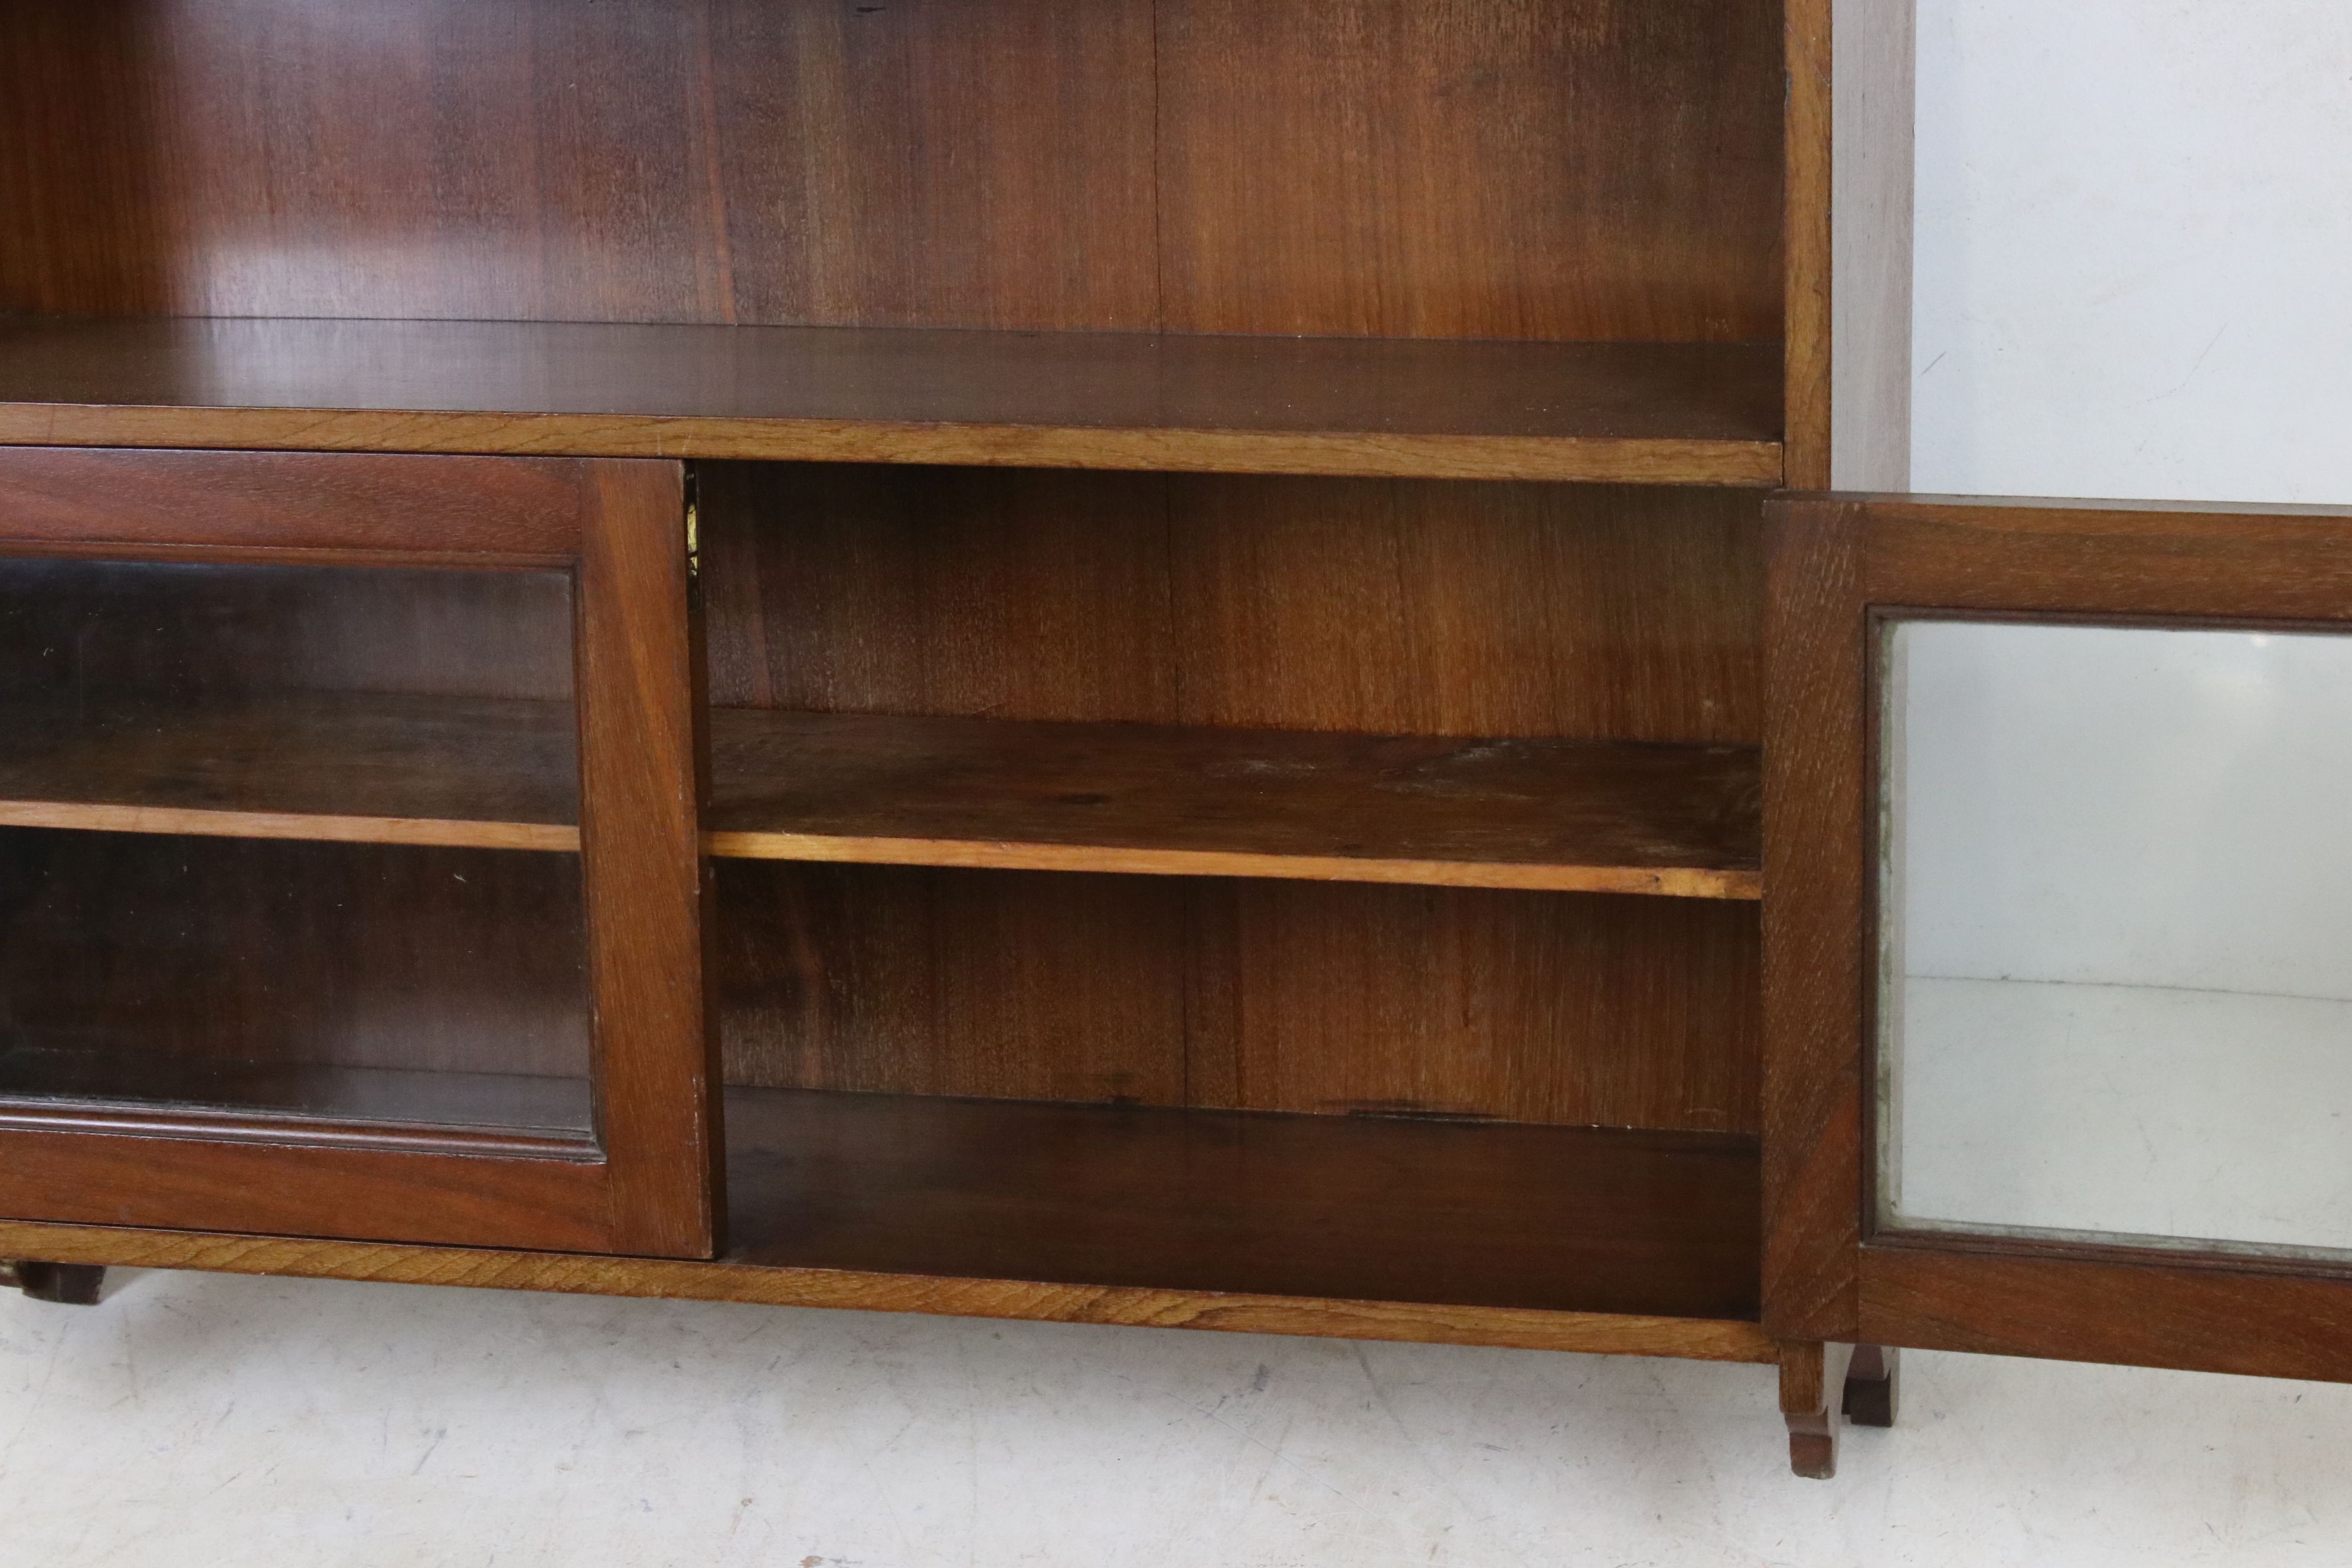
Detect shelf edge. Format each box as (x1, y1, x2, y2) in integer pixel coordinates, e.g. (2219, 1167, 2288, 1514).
(0, 1219, 1780, 1363)
(0, 800, 580, 852)
(0, 407, 1785, 486)
(702, 828, 1763, 899)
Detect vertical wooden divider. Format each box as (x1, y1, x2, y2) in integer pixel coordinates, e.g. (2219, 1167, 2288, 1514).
(577, 459, 722, 1258)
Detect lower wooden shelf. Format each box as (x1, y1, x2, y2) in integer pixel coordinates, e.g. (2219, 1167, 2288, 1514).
(0, 1086, 1773, 1363)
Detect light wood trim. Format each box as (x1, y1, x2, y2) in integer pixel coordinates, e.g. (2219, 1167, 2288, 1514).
(0, 410, 1786, 487)
(701, 831, 1762, 900)
(0, 1220, 1780, 1364)
(0, 801, 577, 852)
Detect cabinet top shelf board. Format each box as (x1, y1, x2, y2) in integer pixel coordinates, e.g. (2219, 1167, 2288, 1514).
(0, 318, 1785, 486)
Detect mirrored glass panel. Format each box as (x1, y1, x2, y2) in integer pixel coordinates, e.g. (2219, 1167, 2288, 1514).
(1879, 618, 2352, 1260)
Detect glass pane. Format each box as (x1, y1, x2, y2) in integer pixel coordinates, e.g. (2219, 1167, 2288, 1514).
(0, 557, 592, 1144)
(1880, 618, 2352, 1260)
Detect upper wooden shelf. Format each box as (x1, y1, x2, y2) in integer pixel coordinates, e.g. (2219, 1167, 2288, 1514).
(0, 318, 1785, 486)
(708, 710, 1762, 899)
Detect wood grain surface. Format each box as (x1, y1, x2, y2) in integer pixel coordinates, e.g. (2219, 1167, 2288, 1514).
(715, 1088, 1762, 1319)
(0, 1215, 1779, 1363)
(0, 319, 1783, 484)
(1764, 493, 2352, 1371)
(701, 466, 1767, 744)
(717, 865, 1763, 1135)
(0, 693, 580, 851)
(0, 0, 1783, 348)
(705, 709, 1760, 898)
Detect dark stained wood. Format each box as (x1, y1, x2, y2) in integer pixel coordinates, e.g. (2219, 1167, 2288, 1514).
(719, 1088, 1762, 1319)
(1843, 1342, 1899, 1427)
(576, 460, 721, 1258)
(0, 445, 586, 558)
(707, 710, 1761, 898)
(0, 693, 579, 851)
(1779, 1340, 1852, 1479)
(1, 1, 1782, 354)
(718, 865, 1763, 1136)
(0, 1214, 1782, 1363)
(0, 831, 592, 1082)
(0, 1124, 616, 1251)
(1197, 881, 1760, 1132)
(0, 319, 1784, 485)
(703, 466, 1766, 745)
(1854, 494, 2352, 618)
(0, 449, 718, 1258)
(1863, 1246, 2352, 1385)
(11, 1262, 107, 1306)
(1765, 493, 2352, 1380)
(1759, 496, 1867, 1342)
(1783, 0, 1916, 489)
(1157, 0, 1784, 342)
(716, 864, 1192, 1109)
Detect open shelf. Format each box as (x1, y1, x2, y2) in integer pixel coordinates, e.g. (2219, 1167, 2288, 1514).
(0, 318, 1784, 486)
(707, 710, 1761, 898)
(722, 1087, 1762, 1322)
(0, 692, 580, 851)
(3, 697, 1760, 894)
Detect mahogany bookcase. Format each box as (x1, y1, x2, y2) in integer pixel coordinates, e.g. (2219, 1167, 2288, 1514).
(8, 2, 2336, 1483)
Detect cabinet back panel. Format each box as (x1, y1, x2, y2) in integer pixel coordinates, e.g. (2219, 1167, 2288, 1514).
(0, 0, 1781, 341)
(700, 465, 1763, 745)
(717, 864, 1760, 1135)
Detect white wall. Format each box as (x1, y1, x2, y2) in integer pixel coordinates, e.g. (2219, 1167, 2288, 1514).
(1912, 0, 2352, 505)
(7, 6, 2352, 1565)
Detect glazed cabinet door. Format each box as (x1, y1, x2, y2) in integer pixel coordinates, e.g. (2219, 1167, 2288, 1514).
(1765, 494, 2352, 1380)
(0, 449, 716, 1257)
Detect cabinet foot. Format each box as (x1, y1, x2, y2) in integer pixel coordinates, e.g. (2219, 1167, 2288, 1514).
(1841, 1344, 1899, 1429)
(1780, 1341, 1847, 1478)
(5, 1262, 107, 1306)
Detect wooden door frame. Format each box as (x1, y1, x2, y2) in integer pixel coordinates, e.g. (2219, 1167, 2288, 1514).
(0, 448, 717, 1258)
(1764, 492, 2352, 1380)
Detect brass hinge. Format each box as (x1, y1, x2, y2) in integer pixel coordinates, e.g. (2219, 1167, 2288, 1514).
(683, 466, 702, 609)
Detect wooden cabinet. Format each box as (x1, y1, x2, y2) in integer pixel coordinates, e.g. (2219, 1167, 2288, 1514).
(0, 450, 714, 1256)
(17, 0, 2326, 1489)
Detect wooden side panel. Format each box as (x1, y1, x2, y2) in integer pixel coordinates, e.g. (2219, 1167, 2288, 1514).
(1759, 496, 1866, 1338)
(702, 465, 1763, 744)
(1785, 0, 1916, 489)
(1158, 0, 1785, 341)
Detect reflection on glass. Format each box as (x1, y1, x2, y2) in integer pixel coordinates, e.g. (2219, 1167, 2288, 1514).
(0, 557, 593, 1144)
(1879, 618, 2352, 1260)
